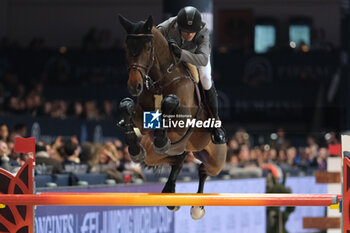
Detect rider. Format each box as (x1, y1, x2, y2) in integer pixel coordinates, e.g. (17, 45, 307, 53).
(157, 6, 226, 144)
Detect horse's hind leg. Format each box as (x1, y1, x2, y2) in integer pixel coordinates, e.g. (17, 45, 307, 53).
(153, 94, 179, 154)
(162, 151, 187, 211)
(117, 97, 146, 163)
(190, 143, 226, 220)
(190, 162, 208, 220)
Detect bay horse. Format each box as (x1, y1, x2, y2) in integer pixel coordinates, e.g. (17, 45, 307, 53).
(118, 15, 227, 219)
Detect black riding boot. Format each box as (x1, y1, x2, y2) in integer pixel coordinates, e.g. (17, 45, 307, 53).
(204, 85, 226, 144)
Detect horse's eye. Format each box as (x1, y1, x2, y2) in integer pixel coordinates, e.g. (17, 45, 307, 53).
(146, 46, 152, 51)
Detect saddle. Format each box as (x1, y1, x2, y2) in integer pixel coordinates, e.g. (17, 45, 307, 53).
(154, 62, 200, 110)
(186, 63, 200, 83)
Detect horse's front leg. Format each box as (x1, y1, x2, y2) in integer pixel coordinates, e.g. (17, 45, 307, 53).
(117, 97, 146, 163)
(191, 163, 208, 220)
(162, 152, 187, 211)
(153, 94, 180, 154)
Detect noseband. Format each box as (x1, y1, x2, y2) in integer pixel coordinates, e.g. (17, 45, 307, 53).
(127, 33, 155, 90)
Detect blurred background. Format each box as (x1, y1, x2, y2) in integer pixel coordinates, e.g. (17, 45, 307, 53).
(0, 0, 349, 232)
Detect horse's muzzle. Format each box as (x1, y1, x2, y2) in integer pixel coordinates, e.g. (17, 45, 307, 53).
(128, 83, 143, 96)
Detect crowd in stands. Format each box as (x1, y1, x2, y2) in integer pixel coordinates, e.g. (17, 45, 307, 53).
(0, 122, 144, 185)
(0, 75, 117, 120)
(223, 128, 338, 178)
(0, 122, 339, 187)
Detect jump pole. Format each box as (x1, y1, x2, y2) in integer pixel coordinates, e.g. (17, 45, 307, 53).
(0, 193, 340, 207)
(0, 136, 349, 233)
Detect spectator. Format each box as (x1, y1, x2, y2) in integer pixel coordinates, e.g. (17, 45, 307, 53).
(47, 141, 64, 165)
(71, 101, 84, 119)
(113, 139, 123, 152)
(0, 123, 9, 142)
(0, 140, 12, 171)
(313, 147, 328, 170)
(286, 147, 297, 167)
(278, 147, 298, 172)
(79, 142, 95, 172)
(91, 143, 123, 183)
(238, 144, 251, 167)
(35, 142, 62, 174)
(298, 147, 312, 169)
(234, 128, 250, 147)
(308, 144, 318, 162)
(227, 137, 240, 155)
(249, 149, 261, 167)
(84, 100, 100, 120)
(39, 101, 53, 116)
(277, 149, 287, 165)
(6, 97, 22, 114)
(14, 152, 34, 168)
(101, 100, 114, 120)
(267, 148, 277, 163)
(13, 124, 27, 138)
(59, 139, 87, 174)
(227, 151, 239, 166)
(51, 100, 68, 118)
(270, 128, 290, 150)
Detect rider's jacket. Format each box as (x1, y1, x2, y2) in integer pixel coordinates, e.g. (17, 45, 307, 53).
(157, 17, 210, 67)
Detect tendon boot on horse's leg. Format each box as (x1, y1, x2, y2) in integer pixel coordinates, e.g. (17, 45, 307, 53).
(153, 94, 180, 154)
(191, 163, 208, 220)
(204, 85, 226, 144)
(117, 98, 145, 163)
(162, 152, 187, 211)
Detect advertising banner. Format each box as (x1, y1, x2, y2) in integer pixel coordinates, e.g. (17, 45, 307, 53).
(35, 178, 266, 233)
(35, 177, 324, 233)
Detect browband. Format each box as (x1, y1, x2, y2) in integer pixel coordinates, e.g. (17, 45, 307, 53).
(127, 33, 154, 37)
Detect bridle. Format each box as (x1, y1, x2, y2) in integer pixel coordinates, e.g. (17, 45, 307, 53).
(126, 33, 155, 90)
(126, 33, 181, 93)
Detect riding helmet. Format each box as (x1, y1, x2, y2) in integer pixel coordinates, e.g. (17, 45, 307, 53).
(177, 6, 202, 33)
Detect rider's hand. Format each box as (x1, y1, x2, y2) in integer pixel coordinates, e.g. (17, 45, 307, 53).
(168, 39, 182, 59)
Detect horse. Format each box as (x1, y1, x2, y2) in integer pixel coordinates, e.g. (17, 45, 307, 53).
(117, 15, 227, 219)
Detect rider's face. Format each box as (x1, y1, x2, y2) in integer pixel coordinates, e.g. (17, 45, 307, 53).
(181, 31, 197, 41)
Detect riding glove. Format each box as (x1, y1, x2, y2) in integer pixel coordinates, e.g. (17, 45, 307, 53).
(168, 39, 182, 59)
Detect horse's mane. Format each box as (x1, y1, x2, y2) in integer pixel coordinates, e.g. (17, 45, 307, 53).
(151, 27, 176, 72)
(151, 27, 168, 47)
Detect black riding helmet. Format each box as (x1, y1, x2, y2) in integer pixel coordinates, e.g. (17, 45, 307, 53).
(177, 6, 202, 33)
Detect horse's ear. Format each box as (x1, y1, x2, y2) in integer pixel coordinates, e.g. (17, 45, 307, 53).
(144, 15, 153, 32)
(119, 14, 133, 33)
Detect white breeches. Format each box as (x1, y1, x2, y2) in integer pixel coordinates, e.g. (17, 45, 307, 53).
(198, 59, 213, 90)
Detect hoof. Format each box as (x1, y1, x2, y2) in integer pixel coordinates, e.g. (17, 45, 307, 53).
(119, 98, 135, 116)
(211, 127, 227, 144)
(167, 206, 181, 211)
(153, 138, 171, 154)
(130, 146, 146, 163)
(161, 94, 180, 114)
(191, 206, 205, 220)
